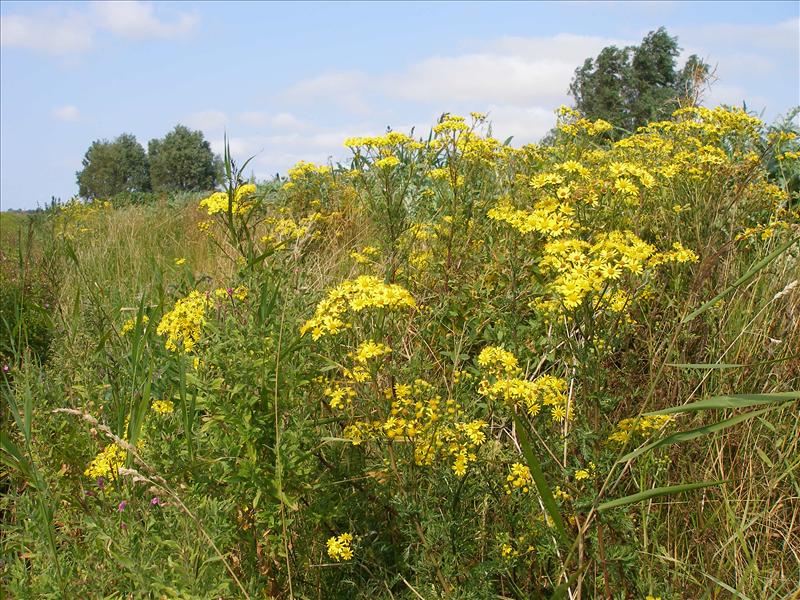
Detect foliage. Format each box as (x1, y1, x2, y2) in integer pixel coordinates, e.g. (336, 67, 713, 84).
(569, 28, 710, 134)
(2, 105, 799, 599)
(148, 125, 220, 193)
(76, 133, 150, 199)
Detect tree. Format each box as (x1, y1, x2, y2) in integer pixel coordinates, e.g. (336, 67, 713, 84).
(569, 28, 710, 133)
(148, 125, 218, 192)
(76, 133, 150, 199)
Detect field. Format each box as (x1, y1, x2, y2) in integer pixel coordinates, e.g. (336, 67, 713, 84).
(1, 107, 799, 599)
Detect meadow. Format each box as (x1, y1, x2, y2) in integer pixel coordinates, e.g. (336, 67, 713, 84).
(1, 106, 799, 599)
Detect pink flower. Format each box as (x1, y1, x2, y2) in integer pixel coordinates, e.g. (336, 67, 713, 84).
(150, 496, 162, 506)
(117, 500, 127, 512)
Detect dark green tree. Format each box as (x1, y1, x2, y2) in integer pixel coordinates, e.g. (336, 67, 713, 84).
(148, 125, 218, 192)
(76, 133, 150, 199)
(569, 27, 710, 133)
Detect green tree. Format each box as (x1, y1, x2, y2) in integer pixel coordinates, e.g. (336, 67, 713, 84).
(569, 27, 710, 133)
(148, 125, 219, 192)
(76, 133, 150, 199)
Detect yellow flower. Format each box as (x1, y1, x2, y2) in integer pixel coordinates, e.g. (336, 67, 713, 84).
(326, 533, 354, 561)
(174, 257, 186, 266)
(300, 276, 416, 340)
(121, 314, 149, 336)
(505, 463, 532, 494)
(157, 291, 209, 353)
(151, 399, 174, 415)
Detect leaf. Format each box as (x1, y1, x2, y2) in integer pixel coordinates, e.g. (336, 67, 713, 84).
(666, 354, 799, 370)
(682, 235, 799, 324)
(645, 392, 799, 415)
(619, 405, 778, 463)
(701, 571, 754, 600)
(599, 480, 724, 511)
(512, 413, 569, 545)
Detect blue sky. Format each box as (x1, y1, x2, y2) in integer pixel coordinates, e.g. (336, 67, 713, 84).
(1, 1, 798, 210)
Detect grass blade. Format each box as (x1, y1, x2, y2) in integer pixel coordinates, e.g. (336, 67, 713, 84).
(619, 405, 778, 463)
(645, 392, 799, 415)
(599, 480, 724, 512)
(512, 413, 569, 545)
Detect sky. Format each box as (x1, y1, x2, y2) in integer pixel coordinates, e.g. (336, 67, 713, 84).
(1, 1, 798, 210)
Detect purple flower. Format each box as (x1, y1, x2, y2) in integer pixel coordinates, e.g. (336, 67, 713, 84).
(150, 496, 162, 506)
(226, 287, 233, 296)
(96, 477, 105, 490)
(117, 500, 127, 512)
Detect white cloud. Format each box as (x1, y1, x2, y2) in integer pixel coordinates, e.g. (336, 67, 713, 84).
(282, 71, 373, 114)
(91, 1, 199, 39)
(484, 105, 556, 144)
(1, 11, 93, 55)
(284, 34, 624, 118)
(184, 110, 229, 131)
(52, 105, 80, 122)
(0, 1, 199, 56)
(237, 111, 309, 130)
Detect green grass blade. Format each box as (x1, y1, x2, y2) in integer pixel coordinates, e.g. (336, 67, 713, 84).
(598, 480, 724, 512)
(682, 235, 799, 324)
(619, 405, 778, 463)
(645, 392, 799, 415)
(512, 413, 569, 545)
(666, 354, 799, 370)
(701, 571, 753, 600)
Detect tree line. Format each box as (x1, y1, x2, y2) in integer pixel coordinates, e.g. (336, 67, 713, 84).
(76, 125, 221, 200)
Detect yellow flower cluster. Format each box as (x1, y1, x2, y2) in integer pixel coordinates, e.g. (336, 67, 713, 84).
(214, 285, 248, 302)
(261, 212, 324, 245)
(326, 533, 354, 561)
(505, 462, 532, 494)
(156, 290, 209, 353)
(344, 131, 419, 149)
(608, 415, 673, 444)
(477, 346, 520, 377)
(121, 314, 149, 336)
(199, 184, 256, 217)
(325, 386, 357, 410)
(350, 340, 392, 364)
(556, 106, 614, 137)
(477, 348, 570, 421)
(287, 161, 331, 180)
(374, 155, 401, 169)
(151, 399, 174, 415)
(535, 232, 698, 311)
(84, 442, 126, 479)
(300, 276, 416, 340)
(342, 380, 487, 476)
(487, 198, 576, 238)
(350, 245, 379, 264)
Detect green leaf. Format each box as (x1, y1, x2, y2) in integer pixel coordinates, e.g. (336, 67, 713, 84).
(666, 354, 799, 370)
(701, 571, 753, 600)
(645, 392, 799, 415)
(599, 480, 724, 511)
(682, 235, 799, 324)
(619, 405, 778, 463)
(512, 413, 569, 545)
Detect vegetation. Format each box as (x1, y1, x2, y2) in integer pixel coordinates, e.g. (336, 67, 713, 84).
(75, 125, 219, 203)
(1, 105, 799, 599)
(148, 125, 220, 193)
(76, 133, 150, 200)
(569, 28, 711, 135)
